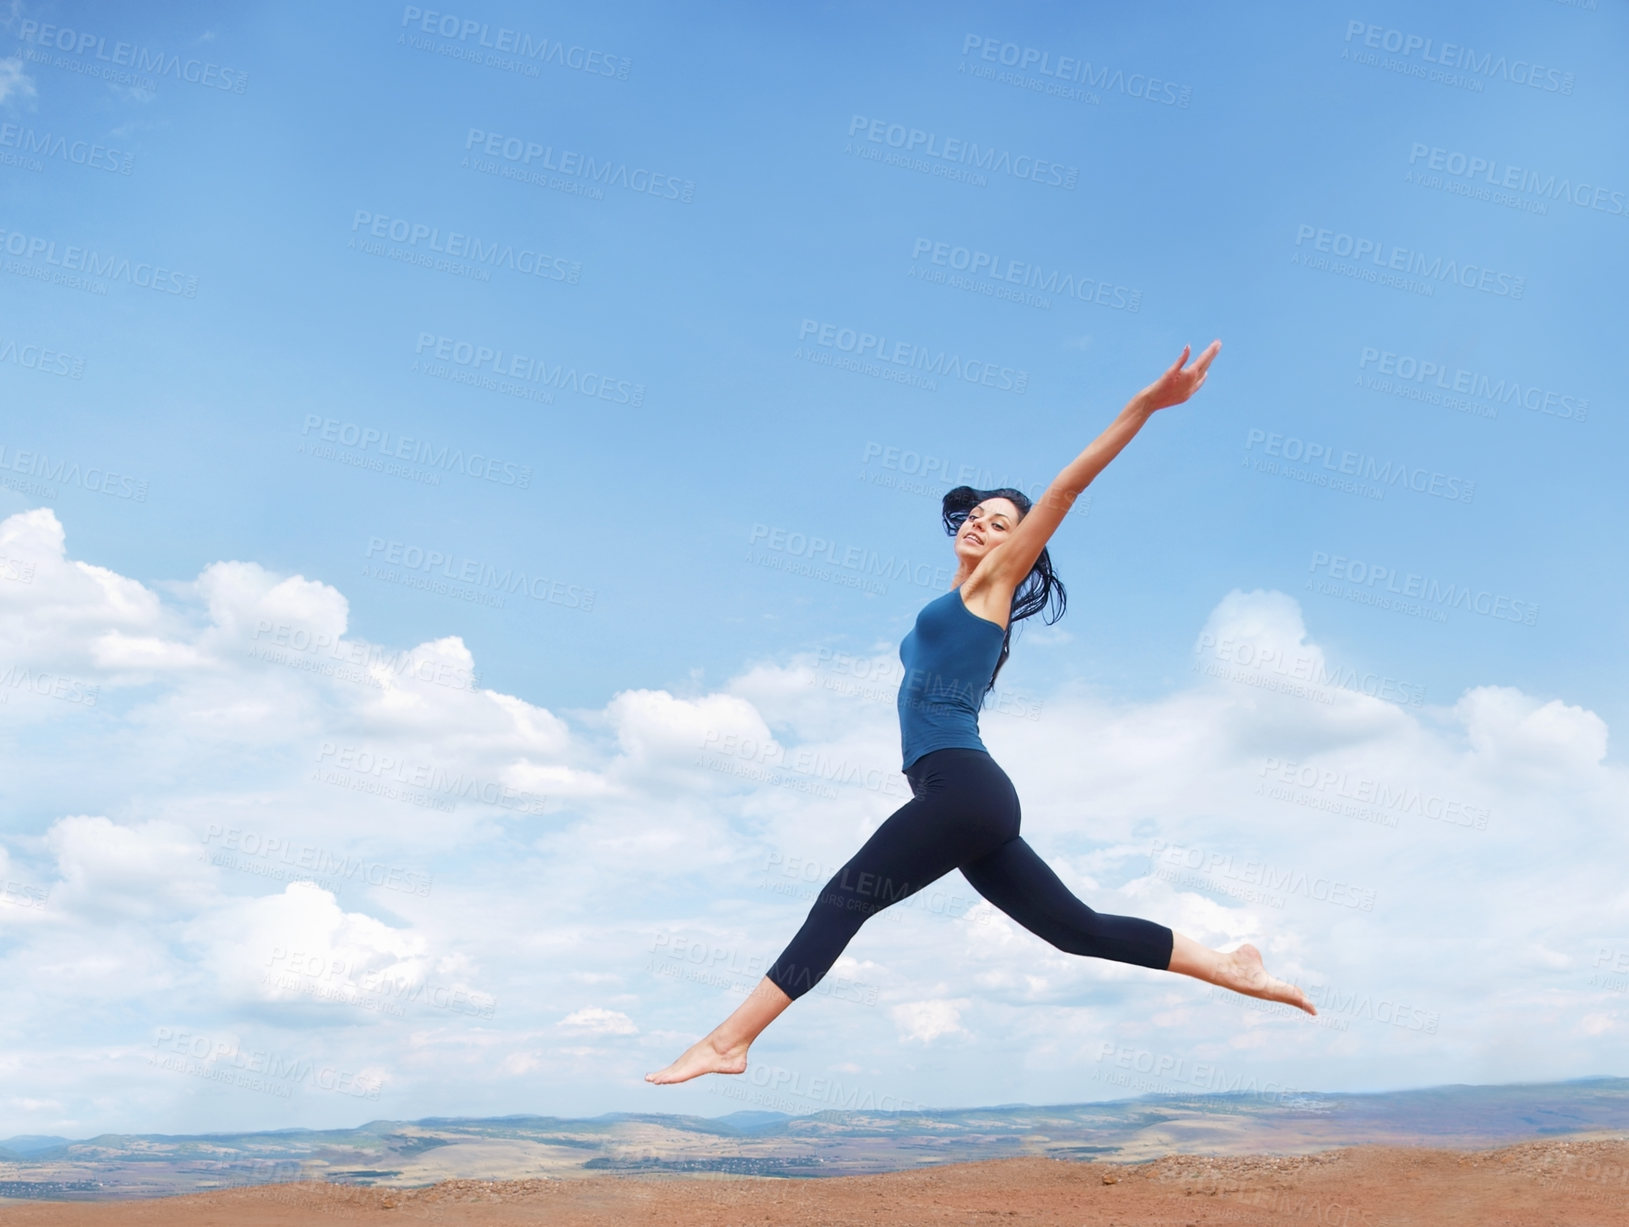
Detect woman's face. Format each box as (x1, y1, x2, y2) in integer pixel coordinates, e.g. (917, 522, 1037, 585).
(954, 498, 1023, 565)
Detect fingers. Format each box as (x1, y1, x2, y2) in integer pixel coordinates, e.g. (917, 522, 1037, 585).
(1189, 339, 1222, 377)
(1150, 341, 1219, 407)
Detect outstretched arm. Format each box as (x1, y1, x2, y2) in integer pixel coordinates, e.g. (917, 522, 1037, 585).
(978, 340, 1221, 590)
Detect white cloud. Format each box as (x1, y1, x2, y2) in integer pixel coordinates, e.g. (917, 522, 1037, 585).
(193, 559, 349, 647)
(90, 631, 211, 672)
(557, 1007, 638, 1036)
(46, 815, 218, 919)
(0, 508, 1625, 1135)
(605, 687, 769, 770)
(0, 509, 167, 665)
(891, 999, 970, 1043)
(204, 881, 429, 1010)
(0, 55, 35, 107)
(1456, 685, 1608, 771)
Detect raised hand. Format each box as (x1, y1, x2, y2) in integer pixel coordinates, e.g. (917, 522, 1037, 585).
(1138, 339, 1221, 413)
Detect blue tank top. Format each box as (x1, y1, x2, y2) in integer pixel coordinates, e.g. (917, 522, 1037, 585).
(897, 586, 1006, 770)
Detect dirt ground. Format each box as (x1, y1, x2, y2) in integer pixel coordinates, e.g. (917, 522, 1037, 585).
(3, 1138, 1627, 1226)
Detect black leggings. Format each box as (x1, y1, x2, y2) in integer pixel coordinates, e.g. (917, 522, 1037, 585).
(766, 747, 1174, 1000)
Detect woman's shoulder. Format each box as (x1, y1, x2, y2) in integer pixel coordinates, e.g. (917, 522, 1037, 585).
(955, 575, 1012, 631)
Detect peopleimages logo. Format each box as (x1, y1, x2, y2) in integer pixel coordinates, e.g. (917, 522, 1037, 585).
(399, 6, 632, 79)
(299, 415, 532, 486)
(16, 20, 249, 92)
(748, 522, 953, 593)
(462, 128, 695, 202)
(1243, 429, 1474, 502)
(0, 226, 199, 297)
(959, 35, 1193, 107)
(1342, 20, 1574, 93)
(1292, 224, 1524, 298)
(1407, 143, 1625, 216)
(316, 741, 550, 815)
(1148, 839, 1378, 912)
(0, 124, 133, 174)
(362, 537, 596, 612)
(1258, 758, 1491, 832)
(796, 319, 1028, 392)
(350, 211, 581, 282)
(845, 115, 1079, 189)
(1357, 348, 1587, 420)
(0, 338, 86, 379)
(909, 237, 1141, 311)
(413, 333, 644, 406)
(0, 443, 147, 501)
(1308, 550, 1539, 625)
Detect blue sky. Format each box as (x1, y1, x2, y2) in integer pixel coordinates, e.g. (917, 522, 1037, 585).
(1, 1, 1625, 1137)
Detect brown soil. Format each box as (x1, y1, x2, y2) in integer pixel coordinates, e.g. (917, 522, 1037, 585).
(2, 1138, 1627, 1225)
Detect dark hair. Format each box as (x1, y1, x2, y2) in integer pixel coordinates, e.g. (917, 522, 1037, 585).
(940, 485, 1067, 694)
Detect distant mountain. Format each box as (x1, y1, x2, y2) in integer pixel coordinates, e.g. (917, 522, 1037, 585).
(1, 1077, 1626, 1201)
(0, 1137, 73, 1159)
(709, 1110, 798, 1132)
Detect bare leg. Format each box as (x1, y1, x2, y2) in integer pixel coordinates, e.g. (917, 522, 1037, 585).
(1167, 931, 1316, 1015)
(650, 755, 990, 1086)
(645, 976, 793, 1085)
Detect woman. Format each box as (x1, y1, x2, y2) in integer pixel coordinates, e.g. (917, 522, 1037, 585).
(648, 340, 1314, 1087)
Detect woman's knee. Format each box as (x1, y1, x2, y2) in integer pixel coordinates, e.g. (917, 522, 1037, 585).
(811, 886, 875, 929)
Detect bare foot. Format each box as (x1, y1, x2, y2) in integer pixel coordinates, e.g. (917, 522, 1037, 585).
(645, 1032, 749, 1085)
(1216, 943, 1317, 1016)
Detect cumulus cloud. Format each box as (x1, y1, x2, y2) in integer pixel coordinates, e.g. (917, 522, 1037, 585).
(0, 508, 166, 664)
(1456, 685, 1609, 771)
(46, 815, 218, 919)
(205, 881, 429, 1008)
(0, 55, 35, 107)
(0, 507, 1623, 1135)
(891, 999, 970, 1043)
(605, 687, 769, 773)
(557, 1008, 638, 1036)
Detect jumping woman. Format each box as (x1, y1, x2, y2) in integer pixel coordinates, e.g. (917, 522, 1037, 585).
(648, 340, 1314, 1087)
